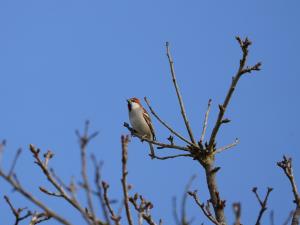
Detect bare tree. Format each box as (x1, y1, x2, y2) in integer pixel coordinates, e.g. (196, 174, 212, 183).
(0, 37, 298, 225)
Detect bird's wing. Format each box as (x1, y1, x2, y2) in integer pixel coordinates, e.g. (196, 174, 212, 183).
(143, 108, 156, 141)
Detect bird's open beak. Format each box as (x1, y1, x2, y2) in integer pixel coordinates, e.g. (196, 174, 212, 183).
(126, 99, 131, 104)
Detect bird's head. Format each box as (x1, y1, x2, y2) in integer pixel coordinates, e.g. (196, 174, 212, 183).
(127, 97, 141, 111)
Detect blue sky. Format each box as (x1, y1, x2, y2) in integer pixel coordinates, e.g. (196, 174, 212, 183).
(0, 0, 300, 224)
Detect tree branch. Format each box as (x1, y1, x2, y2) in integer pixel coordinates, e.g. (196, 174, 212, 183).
(4, 195, 33, 225)
(166, 42, 196, 144)
(144, 97, 196, 148)
(102, 181, 121, 225)
(29, 144, 98, 225)
(121, 135, 134, 225)
(214, 138, 239, 154)
(91, 154, 111, 224)
(151, 153, 192, 160)
(252, 187, 273, 225)
(208, 37, 261, 151)
(277, 156, 300, 225)
(8, 148, 22, 177)
(0, 139, 6, 169)
(29, 212, 51, 225)
(232, 202, 241, 225)
(200, 99, 212, 144)
(76, 120, 99, 225)
(0, 170, 71, 225)
(129, 193, 161, 225)
(124, 122, 191, 152)
(188, 190, 220, 225)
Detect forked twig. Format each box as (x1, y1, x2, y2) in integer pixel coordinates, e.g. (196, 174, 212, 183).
(252, 187, 273, 225)
(208, 37, 261, 151)
(4, 195, 32, 224)
(102, 181, 121, 225)
(29, 144, 97, 225)
(76, 120, 99, 225)
(0, 170, 70, 225)
(129, 193, 161, 225)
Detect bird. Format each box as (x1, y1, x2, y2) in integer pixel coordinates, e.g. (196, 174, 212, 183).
(127, 97, 156, 158)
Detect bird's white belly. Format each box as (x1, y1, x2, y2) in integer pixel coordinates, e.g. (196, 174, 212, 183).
(129, 109, 151, 138)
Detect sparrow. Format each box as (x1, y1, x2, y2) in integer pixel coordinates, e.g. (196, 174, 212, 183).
(127, 97, 156, 157)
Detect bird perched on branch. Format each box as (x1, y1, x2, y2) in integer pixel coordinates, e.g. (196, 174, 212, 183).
(127, 97, 156, 158)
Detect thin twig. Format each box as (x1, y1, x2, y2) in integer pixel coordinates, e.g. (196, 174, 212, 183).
(91, 154, 111, 224)
(270, 210, 274, 225)
(0, 140, 6, 168)
(188, 190, 220, 225)
(232, 202, 242, 225)
(277, 156, 300, 225)
(4, 195, 32, 225)
(102, 181, 121, 225)
(214, 138, 239, 154)
(7, 148, 22, 177)
(252, 187, 273, 225)
(172, 197, 180, 225)
(0, 170, 71, 225)
(208, 37, 261, 151)
(144, 97, 196, 148)
(121, 135, 134, 225)
(30, 212, 51, 225)
(77, 120, 98, 225)
(200, 37, 261, 225)
(49, 168, 71, 193)
(29, 144, 96, 225)
(151, 154, 192, 160)
(181, 175, 196, 225)
(39, 186, 62, 197)
(129, 193, 159, 225)
(124, 123, 190, 152)
(200, 99, 212, 143)
(166, 42, 196, 144)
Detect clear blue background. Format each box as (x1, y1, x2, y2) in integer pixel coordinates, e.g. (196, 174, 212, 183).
(0, 0, 299, 224)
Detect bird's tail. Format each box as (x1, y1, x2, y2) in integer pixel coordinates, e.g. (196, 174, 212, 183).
(148, 143, 155, 159)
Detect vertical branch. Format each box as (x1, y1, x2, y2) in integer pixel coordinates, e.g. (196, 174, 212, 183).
(181, 175, 196, 225)
(277, 156, 300, 225)
(102, 181, 121, 225)
(121, 135, 134, 225)
(200, 99, 212, 144)
(203, 163, 226, 224)
(198, 37, 261, 225)
(91, 155, 111, 224)
(76, 120, 99, 224)
(208, 37, 261, 151)
(232, 203, 241, 225)
(166, 42, 196, 144)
